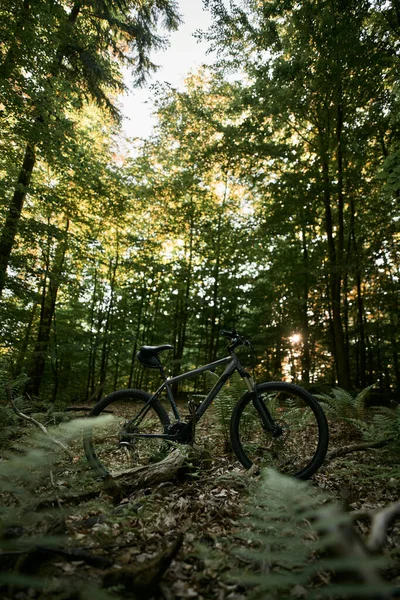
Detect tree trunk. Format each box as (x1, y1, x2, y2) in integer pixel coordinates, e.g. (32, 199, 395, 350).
(0, 143, 36, 295)
(86, 267, 98, 401)
(14, 295, 39, 376)
(300, 221, 311, 384)
(128, 289, 145, 388)
(26, 219, 69, 396)
(172, 209, 194, 393)
(209, 211, 223, 363)
(0, 2, 82, 296)
(318, 131, 350, 389)
(96, 254, 119, 401)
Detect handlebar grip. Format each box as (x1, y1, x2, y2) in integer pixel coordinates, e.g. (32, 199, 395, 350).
(220, 330, 231, 338)
(220, 329, 237, 339)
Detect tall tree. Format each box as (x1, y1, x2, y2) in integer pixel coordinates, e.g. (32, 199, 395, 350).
(0, 0, 181, 295)
(203, 0, 397, 387)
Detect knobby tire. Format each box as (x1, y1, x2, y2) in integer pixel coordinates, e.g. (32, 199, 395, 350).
(230, 382, 329, 479)
(84, 388, 170, 477)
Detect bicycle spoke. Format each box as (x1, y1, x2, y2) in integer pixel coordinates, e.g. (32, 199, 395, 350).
(84, 390, 170, 477)
(232, 383, 328, 478)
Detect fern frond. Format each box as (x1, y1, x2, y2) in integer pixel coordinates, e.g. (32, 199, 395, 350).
(353, 384, 375, 413)
(205, 371, 244, 446)
(227, 469, 394, 599)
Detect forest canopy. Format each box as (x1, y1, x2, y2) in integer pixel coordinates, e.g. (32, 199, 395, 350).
(0, 0, 399, 402)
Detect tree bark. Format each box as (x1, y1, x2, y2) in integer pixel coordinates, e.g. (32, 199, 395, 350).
(104, 446, 206, 498)
(318, 129, 350, 389)
(96, 254, 119, 401)
(300, 220, 311, 384)
(0, 143, 36, 295)
(0, 2, 82, 296)
(26, 219, 69, 396)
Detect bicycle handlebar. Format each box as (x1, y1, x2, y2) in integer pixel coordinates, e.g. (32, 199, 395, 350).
(220, 329, 237, 340)
(220, 329, 252, 351)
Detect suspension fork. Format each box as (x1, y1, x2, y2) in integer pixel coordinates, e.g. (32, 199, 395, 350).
(242, 374, 280, 434)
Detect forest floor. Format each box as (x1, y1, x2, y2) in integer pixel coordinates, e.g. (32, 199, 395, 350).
(1, 405, 400, 600)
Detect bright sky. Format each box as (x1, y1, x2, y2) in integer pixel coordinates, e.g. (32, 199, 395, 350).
(120, 1, 213, 139)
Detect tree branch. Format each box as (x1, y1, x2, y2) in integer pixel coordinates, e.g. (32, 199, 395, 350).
(351, 500, 400, 553)
(325, 438, 393, 462)
(6, 386, 74, 459)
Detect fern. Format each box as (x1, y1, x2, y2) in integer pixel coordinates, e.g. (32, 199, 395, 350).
(317, 385, 400, 451)
(205, 371, 244, 448)
(227, 469, 394, 599)
(0, 367, 30, 450)
(316, 385, 374, 421)
(0, 416, 119, 599)
(315, 386, 380, 443)
(370, 405, 400, 437)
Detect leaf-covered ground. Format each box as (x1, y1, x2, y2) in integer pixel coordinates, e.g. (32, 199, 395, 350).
(1, 407, 399, 600)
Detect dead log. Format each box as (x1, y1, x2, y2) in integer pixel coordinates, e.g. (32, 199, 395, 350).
(0, 544, 114, 574)
(325, 439, 393, 462)
(102, 533, 184, 599)
(65, 406, 113, 414)
(103, 445, 207, 499)
(351, 500, 400, 553)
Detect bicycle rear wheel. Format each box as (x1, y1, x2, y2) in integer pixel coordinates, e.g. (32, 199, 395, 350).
(84, 389, 170, 477)
(230, 382, 329, 479)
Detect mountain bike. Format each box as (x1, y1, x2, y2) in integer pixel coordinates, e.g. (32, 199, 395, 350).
(84, 330, 329, 480)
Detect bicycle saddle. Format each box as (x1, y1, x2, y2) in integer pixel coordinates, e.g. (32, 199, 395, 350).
(137, 345, 173, 369)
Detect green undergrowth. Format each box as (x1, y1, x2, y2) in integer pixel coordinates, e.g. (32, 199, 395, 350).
(317, 386, 400, 444)
(0, 381, 398, 599)
(0, 412, 118, 598)
(216, 469, 397, 599)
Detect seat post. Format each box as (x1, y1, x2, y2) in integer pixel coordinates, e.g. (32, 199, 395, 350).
(159, 364, 168, 381)
(158, 363, 180, 420)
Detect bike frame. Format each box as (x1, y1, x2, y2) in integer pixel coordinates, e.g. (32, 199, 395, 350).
(131, 352, 258, 441)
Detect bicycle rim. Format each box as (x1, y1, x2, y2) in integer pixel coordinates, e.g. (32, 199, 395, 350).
(84, 389, 170, 477)
(231, 382, 329, 479)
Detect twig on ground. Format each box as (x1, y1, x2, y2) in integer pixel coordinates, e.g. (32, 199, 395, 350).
(351, 500, 400, 552)
(0, 545, 114, 571)
(6, 385, 74, 459)
(325, 438, 393, 462)
(319, 505, 392, 598)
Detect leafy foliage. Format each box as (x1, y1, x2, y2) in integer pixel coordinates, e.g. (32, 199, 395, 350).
(0, 414, 118, 598)
(316, 386, 400, 449)
(228, 469, 394, 599)
(0, 0, 399, 407)
(316, 386, 373, 423)
(0, 366, 29, 447)
(206, 370, 245, 447)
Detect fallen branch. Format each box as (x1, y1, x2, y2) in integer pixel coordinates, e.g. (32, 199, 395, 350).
(351, 500, 400, 553)
(103, 533, 184, 598)
(6, 386, 74, 459)
(318, 505, 392, 598)
(65, 406, 113, 414)
(32, 446, 206, 507)
(325, 438, 392, 462)
(106, 445, 206, 497)
(0, 544, 113, 573)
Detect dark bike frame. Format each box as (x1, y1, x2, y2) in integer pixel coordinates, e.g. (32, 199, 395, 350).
(130, 351, 276, 443)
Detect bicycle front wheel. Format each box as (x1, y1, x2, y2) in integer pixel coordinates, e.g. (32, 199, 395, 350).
(230, 382, 329, 479)
(84, 389, 170, 477)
